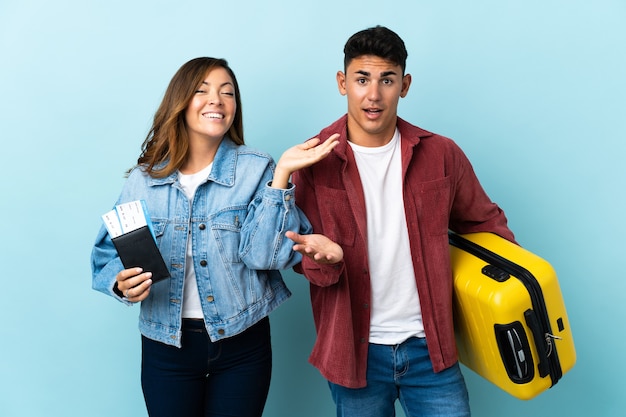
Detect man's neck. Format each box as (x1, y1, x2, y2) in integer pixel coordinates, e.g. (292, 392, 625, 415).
(346, 124, 397, 148)
(348, 128, 396, 148)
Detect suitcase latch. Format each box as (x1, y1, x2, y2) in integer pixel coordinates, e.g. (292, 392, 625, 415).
(482, 264, 510, 282)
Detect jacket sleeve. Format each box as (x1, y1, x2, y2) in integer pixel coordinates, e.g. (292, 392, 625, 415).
(239, 162, 313, 271)
(90, 169, 143, 305)
(91, 223, 133, 305)
(448, 143, 516, 243)
(290, 166, 344, 287)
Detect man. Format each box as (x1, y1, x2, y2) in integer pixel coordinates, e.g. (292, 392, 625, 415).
(286, 26, 515, 416)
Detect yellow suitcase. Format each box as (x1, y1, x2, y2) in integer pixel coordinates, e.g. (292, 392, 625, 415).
(449, 232, 576, 400)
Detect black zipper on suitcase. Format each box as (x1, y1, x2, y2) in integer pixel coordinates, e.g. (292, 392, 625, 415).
(448, 231, 563, 387)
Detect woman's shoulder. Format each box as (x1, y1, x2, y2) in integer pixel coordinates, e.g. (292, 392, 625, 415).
(223, 139, 275, 163)
(126, 165, 151, 180)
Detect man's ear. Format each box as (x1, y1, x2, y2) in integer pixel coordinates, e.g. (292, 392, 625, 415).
(400, 73, 412, 98)
(336, 71, 347, 96)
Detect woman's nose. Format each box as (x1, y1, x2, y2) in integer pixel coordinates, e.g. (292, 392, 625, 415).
(207, 90, 221, 105)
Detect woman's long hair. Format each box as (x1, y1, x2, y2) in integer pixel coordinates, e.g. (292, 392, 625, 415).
(134, 57, 244, 178)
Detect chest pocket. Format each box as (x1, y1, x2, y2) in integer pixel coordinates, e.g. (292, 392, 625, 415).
(410, 176, 452, 236)
(150, 219, 167, 242)
(210, 208, 247, 263)
(148, 219, 169, 257)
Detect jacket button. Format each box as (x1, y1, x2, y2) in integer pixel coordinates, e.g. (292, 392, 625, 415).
(199, 224, 206, 230)
(218, 329, 225, 335)
(200, 260, 207, 267)
(206, 296, 214, 302)
(285, 195, 291, 201)
(360, 337, 366, 344)
(363, 303, 369, 309)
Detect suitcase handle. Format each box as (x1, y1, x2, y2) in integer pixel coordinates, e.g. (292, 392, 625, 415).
(524, 309, 551, 378)
(495, 322, 534, 383)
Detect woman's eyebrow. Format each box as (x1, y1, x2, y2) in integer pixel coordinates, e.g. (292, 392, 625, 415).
(199, 81, 234, 87)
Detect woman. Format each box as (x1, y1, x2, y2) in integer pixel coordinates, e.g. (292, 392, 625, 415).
(91, 57, 339, 417)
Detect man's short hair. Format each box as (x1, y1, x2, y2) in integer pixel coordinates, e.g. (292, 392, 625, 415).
(343, 26, 408, 74)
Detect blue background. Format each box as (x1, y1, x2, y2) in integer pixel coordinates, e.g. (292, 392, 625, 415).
(1, 1, 624, 416)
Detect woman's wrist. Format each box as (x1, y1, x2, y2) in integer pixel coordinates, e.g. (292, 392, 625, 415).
(270, 167, 291, 189)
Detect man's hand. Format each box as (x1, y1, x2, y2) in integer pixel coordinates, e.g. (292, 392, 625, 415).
(286, 231, 343, 264)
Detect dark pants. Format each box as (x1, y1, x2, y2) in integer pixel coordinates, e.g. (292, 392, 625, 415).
(141, 317, 272, 417)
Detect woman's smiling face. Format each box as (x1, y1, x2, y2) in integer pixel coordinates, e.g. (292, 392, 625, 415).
(185, 66, 237, 143)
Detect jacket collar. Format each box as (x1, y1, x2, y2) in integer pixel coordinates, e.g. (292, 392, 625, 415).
(324, 114, 434, 161)
(147, 137, 239, 187)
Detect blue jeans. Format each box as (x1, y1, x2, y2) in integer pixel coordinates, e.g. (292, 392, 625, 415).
(141, 317, 272, 417)
(329, 337, 470, 417)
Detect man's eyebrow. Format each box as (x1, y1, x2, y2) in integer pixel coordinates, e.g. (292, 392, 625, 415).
(354, 70, 398, 77)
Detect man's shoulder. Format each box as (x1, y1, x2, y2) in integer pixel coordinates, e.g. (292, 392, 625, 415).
(397, 117, 433, 136)
(397, 117, 455, 144)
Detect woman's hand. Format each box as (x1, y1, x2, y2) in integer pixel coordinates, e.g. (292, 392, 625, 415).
(116, 267, 153, 302)
(286, 231, 344, 264)
(271, 134, 340, 189)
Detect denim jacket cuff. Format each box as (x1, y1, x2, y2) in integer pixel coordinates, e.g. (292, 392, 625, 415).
(264, 181, 296, 207)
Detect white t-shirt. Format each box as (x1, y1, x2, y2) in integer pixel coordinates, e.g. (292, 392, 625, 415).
(348, 130, 425, 344)
(177, 163, 213, 319)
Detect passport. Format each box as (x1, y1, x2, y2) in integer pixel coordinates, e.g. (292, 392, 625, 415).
(102, 200, 170, 283)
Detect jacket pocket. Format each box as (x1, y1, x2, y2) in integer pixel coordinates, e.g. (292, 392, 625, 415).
(148, 219, 170, 266)
(150, 219, 167, 241)
(413, 176, 452, 236)
(210, 208, 247, 263)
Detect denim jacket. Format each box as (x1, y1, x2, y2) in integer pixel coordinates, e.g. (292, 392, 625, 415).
(91, 138, 311, 346)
